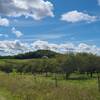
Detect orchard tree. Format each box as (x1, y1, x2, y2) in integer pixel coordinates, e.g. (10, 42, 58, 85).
(61, 53, 77, 79)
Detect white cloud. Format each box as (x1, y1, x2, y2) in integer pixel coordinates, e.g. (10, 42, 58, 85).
(11, 27, 23, 38)
(0, 40, 100, 56)
(0, 40, 30, 56)
(0, 17, 9, 26)
(0, 34, 8, 37)
(0, 34, 3, 37)
(76, 43, 96, 54)
(61, 10, 96, 23)
(0, 0, 54, 20)
(98, 0, 100, 5)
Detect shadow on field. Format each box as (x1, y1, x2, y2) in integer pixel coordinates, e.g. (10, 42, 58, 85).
(51, 76, 92, 81)
(67, 77, 91, 80)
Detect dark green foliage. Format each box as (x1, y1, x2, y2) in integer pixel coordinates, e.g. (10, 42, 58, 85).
(0, 52, 100, 79)
(61, 54, 77, 79)
(0, 50, 61, 59)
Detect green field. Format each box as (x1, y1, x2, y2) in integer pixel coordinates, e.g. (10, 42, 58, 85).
(0, 53, 100, 100)
(0, 72, 100, 100)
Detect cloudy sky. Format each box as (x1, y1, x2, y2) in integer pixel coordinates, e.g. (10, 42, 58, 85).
(0, 0, 100, 55)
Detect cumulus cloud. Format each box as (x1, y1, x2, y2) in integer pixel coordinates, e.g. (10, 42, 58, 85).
(11, 27, 23, 38)
(0, 17, 9, 26)
(0, 40, 30, 56)
(0, 40, 100, 56)
(61, 10, 97, 23)
(0, 0, 54, 20)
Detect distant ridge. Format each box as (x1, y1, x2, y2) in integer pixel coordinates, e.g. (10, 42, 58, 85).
(0, 50, 61, 59)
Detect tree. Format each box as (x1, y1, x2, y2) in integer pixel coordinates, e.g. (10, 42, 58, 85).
(60, 53, 77, 79)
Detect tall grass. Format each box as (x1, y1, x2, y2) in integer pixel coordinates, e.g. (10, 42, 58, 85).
(0, 72, 100, 100)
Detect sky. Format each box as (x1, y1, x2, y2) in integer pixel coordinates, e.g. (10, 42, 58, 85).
(0, 0, 100, 55)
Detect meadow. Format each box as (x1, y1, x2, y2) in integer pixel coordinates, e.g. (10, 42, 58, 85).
(0, 72, 100, 100)
(0, 52, 100, 100)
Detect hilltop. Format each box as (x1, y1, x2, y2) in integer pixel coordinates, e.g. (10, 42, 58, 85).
(0, 50, 61, 59)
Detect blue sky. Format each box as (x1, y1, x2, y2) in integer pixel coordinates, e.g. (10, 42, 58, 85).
(0, 0, 100, 55)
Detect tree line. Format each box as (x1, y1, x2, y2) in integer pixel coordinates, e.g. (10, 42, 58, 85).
(0, 52, 100, 79)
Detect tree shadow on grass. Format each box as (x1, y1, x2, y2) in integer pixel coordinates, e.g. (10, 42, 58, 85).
(51, 76, 92, 81)
(67, 77, 91, 80)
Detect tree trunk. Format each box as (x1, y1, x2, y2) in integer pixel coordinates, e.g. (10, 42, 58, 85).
(97, 72, 100, 92)
(45, 72, 48, 77)
(55, 73, 58, 87)
(87, 72, 89, 77)
(65, 73, 70, 80)
(90, 72, 93, 78)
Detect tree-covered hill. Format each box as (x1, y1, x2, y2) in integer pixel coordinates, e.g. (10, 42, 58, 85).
(0, 50, 61, 59)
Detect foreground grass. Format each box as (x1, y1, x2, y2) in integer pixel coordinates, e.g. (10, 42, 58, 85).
(0, 72, 100, 100)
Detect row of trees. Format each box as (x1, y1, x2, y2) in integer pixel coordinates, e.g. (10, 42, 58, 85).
(0, 53, 100, 79)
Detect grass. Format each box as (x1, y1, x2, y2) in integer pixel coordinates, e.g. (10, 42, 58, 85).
(0, 88, 15, 100)
(0, 72, 100, 100)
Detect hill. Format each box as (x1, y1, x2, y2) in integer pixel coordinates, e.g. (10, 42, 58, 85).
(0, 50, 61, 59)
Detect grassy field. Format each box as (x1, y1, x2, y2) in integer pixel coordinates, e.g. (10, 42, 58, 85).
(0, 72, 99, 100)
